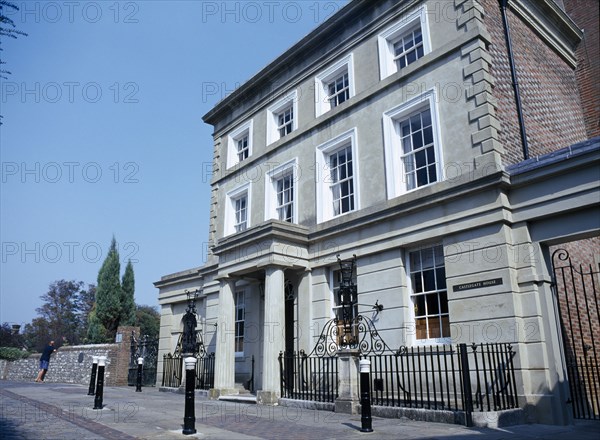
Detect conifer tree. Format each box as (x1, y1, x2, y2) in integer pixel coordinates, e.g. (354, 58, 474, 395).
(93, 237, 122, 339)
(86, 306, 106, 343)
(120, 260, 136, 326)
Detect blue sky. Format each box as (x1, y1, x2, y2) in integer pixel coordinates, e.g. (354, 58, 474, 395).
(0, 0, 349, 327)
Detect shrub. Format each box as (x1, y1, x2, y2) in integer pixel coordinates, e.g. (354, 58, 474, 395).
(0, 347, 31, 361)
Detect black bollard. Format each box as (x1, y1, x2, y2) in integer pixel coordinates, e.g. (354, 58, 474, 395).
(87, 356, 99, 396)
(182, 356, 197, 435)
(359, 358, 373, 433)
(93, 356, 107, 410)
(135, 357, 143, 392)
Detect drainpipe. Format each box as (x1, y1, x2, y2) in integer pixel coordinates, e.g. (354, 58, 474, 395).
(499, 0, 529, 160)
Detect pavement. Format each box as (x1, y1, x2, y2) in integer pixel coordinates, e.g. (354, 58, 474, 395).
(0, 380, 598, 440)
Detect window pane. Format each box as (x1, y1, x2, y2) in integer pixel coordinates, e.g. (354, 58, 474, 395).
(410, 115, 421, 132)
(414, 294, 426, 317)
(441, 315, 450, 337)
(440, 291, 448, 313)
(415, 317, 427, 339)
(410, 251, 421, 271)
(436, 268, 446, 289)
(413, 131, 423, 149)
(417, 167, 428, 187)
(428, 165, 437, 183)
(429, 317, 441, 339)
(421, 248, 433, 269)
(423, 126, 434, 145)
(412, 272, 423, 293)
(426, 293, 439, 315)
(423, 269, 436, 292)
(415, 150, 426, 168)
(414, 30, 423, 44)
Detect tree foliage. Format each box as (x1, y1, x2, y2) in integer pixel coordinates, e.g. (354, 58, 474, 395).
(93, 237, 123, 340)
(0, 322, 24, 348)
(120, 260, 136, 326)
(36, 280, 83, 345)
(0, 1, 27, 124)
(0, 1, 27, 79)
(23, 317, 51, 353)
(135, 305, 160, 340)
(85, 306, 106, 344)
(22, 280, 93, 351)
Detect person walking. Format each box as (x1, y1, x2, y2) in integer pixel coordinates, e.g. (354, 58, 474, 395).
(35, 341, 57, 382)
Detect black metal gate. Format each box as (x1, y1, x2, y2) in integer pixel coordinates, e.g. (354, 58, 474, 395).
(551, 248, 600, 420)
(128, 333, 159, 386)
(161, 331, 215, 390)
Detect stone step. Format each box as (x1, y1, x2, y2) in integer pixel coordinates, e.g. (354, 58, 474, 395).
(218, 394, 257, 404)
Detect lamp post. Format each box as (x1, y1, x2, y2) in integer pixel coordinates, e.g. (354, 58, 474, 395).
(93, 356, 107, 410)
(135, 357, 144, 392)
(337, 254, 358, 346)
(359, 358, 373, 433)
(87, 356, 99, 396)
(181, 289, 200, 435)
(182, 356, 197, 435)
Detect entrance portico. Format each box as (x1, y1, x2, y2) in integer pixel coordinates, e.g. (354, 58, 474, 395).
(208, 221, 310, 403)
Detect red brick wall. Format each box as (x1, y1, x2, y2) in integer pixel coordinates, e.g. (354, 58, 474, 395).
(481, 0, 588, 165)
(564, 0, 600, 138)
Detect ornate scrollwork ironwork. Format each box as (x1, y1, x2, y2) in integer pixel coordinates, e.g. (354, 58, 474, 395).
(309, 314, 394, 357)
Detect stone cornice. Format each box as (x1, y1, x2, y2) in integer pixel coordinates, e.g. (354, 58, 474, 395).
(308, 166, 509, 243)
(508, 0, 582, 68)
(153, 264, 217, 289)
(202, 0, 423, 132)
(212, 220, 310, 256)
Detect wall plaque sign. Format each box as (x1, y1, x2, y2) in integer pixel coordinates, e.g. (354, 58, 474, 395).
(452, 278, 503, 292)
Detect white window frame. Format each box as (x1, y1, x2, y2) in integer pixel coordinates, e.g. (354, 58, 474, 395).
(227, 120, 254, 169)
(377, 5, 431, 80)
(267, 90, 298, 145)
(314, 53, 355, 117)
(315, 128, 360, 223)
(265, 158, 298, 223)
(234, 289, 245, 357)
(224, 183, 251, 236)
(382, 88, 443, 199)
(406, 244, 450, 345)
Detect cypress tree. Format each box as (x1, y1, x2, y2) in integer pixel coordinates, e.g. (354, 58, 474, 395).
(86, 307, 106, 343)
(94, 237, 122, 339)
(120, 260, 136, 326)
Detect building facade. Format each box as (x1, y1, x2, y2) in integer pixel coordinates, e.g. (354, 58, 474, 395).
(155, 0, 599, 425)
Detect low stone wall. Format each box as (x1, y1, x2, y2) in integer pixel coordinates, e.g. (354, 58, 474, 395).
(0, 326, 140, 387)
(0, 344, 119, 385)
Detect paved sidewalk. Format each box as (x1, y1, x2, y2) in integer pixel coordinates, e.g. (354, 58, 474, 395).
(0, 380, 598, 439)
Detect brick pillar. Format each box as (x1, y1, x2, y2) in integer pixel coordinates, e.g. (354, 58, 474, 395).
(111, 326, 140, 386)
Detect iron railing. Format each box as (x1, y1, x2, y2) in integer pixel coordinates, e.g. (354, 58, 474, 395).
(162, 353, 183, 388)
(364, 343, 518, 415)
(279, 350, 339, 403)
(279, 342, 518, 424)
(196, 353, 215, 390)
(552, 248, 600, 420)
(161, 352, 215, 390)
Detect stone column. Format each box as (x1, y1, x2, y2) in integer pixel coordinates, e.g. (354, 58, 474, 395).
(335, 348, 360, 414)
(211, 278, 236, 398)
(257, 266, 285, 405)
(297, 269, 312, 353)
